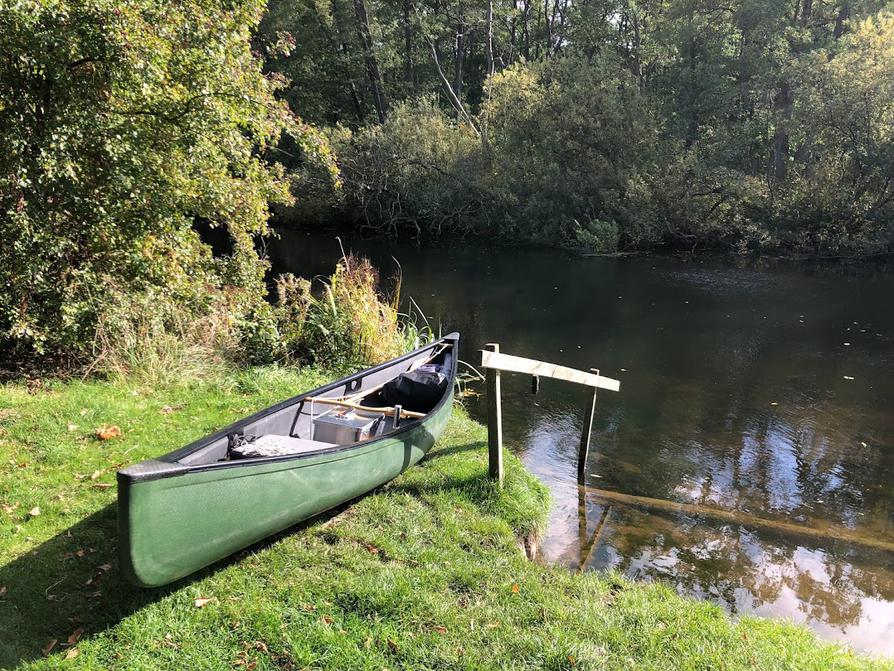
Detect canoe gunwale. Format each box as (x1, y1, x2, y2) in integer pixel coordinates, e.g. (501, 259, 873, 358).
(117, 333, 459, 484)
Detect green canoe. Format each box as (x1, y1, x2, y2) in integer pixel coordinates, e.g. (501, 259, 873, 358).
(117, 333, 459, 587)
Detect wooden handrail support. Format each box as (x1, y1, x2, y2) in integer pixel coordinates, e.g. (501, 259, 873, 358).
(480, 346, 621, 485)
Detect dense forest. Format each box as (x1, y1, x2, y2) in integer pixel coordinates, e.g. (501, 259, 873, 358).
(259, 0, 894, 254)
(1, 0, 893, 366)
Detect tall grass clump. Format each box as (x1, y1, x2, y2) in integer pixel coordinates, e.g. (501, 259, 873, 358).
(78, 254, 425, 385)
(275, 254, 430, 370)
(87, 287, 243, 385)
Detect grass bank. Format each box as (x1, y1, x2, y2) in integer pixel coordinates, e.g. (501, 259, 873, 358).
(0, 370, 889, 670)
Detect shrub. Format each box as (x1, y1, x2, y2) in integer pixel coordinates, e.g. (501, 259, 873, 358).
(573, 219, 620, 254)
(276, 255, 424, 370)
(0, 0, 299, 369)
(335, 98, 491, 237)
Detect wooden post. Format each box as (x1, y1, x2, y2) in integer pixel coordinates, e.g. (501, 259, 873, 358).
(577, 369, 599, 482)
(485, 343, 504, 487)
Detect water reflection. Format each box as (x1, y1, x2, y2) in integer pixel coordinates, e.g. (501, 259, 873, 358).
(545, 489, 894, 654)
(270, 230, 894, 655)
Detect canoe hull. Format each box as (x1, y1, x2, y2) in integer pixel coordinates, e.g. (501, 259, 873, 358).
(118, 352, 455, 587)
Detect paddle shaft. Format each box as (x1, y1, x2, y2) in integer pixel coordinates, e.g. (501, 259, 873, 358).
(311, 397, 426, 419)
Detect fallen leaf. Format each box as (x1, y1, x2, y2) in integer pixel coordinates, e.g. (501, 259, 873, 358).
(1, 502, 18, 514)
(94, 425, 122, 441)
(321, 615, 334, 625)
(432, 625, 447, 634)
(99, 563, 112, 572)
(75, 549, 86, 558)
(194, 597, 213, 608)
(42, 639, 58, 656)
(66, 627, 85, 646)
(28, 506, 40, 517)
(79, 408, 89, 416)
(90, 470, 104, 480)
(92, 483, 113, 490)
(65, 648, 79, 660)
(67, 423, 78, 432)
(0, 586, 7, 597)
(386, 638, 399, 653)
(511, 583, 520, 594)
(364, 543, 380, 555)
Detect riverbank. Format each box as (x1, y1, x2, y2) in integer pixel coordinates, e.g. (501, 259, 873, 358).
(0, 370, 889, 669)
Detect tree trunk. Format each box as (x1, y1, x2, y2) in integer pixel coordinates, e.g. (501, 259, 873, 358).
(482, 0, 494, 145)
(833, 3, 849, 38)
(402, 0, 415, 90)
(453, 2, 466, 120)
(771, 80, 792, 182)
(319, 0, 366, 123)
(352, 0, 389, 123)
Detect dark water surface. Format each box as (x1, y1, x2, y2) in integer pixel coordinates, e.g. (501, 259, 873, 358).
(271, 230, 894, 655)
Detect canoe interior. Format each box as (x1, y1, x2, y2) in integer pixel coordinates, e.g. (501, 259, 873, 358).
(158, 337, 456, 469)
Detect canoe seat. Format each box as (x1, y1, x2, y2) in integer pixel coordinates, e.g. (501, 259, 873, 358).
(230, 434, 337, 459)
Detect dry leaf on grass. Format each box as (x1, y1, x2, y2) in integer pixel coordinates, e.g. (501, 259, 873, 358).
(66, 627, 85, 646)
(511, 583, 520, 594)
(90, 470, 104, 480)
(65, 648, 80, 660)
(67, 423, 78, 432)
(95, 425, 122, 441)
(28, 506, 40, 517)
(386, 638, 399, 653)
(92, 484, 113, 490)
(41, 639, 58, 656)
(321, 615, 334, 625)
(194, 597, 213, 608)
(431, 625, 448, 634)
(1, 502, 18, 514)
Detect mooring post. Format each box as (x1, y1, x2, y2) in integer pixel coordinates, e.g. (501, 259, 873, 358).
(577, 369, 599, 482)
(485, 343, 504, 487)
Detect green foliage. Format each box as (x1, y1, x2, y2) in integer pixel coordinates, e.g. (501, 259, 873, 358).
(336, 98, 489, 236)
(0, 0, 297, 366)
(773, 12, 894, 254)
(263, 0, 894, 256)
(574, 219, 620, 254)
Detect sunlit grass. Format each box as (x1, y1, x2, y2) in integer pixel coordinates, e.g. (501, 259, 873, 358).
(0, 371, 889, 670)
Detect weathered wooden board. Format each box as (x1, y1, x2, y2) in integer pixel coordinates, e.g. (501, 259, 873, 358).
(480, 350, 620, 392)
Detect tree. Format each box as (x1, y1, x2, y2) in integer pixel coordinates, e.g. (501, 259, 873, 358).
(0, 0, 296, 361)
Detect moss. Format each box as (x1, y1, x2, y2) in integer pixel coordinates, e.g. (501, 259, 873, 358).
(0, 371, 889, 670)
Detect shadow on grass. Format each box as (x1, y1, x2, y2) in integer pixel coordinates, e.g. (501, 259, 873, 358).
(419, 441, 484, 463)
(0, 501, 351, 668)
(0, 435, 476, 667)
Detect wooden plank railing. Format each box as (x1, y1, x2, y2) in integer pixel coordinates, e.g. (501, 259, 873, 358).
(480, 344, 621, 486)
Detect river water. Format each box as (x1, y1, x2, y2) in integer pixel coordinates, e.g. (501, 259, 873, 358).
(271, 230, 894, 655)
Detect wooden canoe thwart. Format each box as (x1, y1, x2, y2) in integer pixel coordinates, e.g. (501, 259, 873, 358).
(117, 334, 459, 587)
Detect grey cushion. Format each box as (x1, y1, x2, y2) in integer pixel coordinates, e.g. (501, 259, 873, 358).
(230, 435, 336, 459)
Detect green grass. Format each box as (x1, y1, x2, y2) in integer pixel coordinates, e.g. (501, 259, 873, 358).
(0, 370, 890, 670)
